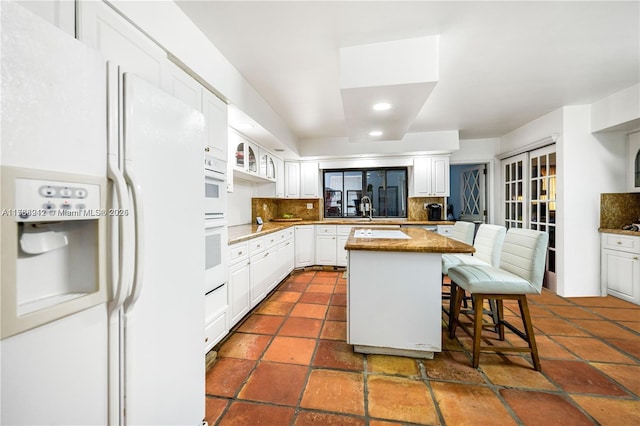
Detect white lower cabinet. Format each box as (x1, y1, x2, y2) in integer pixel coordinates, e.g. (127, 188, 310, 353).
(295, 225, 315, 267)
(601, 232, 640, 305)
(204, 284, 229, 353)
(437, 225, 453, 236)
(316, 225, 337, 265)
(276, 228, 295, 284)
(228, 241, 251, 328)
(336, 226, 353, 267)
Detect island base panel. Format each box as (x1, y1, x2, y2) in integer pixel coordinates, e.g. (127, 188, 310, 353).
(347, 250, 442, 355)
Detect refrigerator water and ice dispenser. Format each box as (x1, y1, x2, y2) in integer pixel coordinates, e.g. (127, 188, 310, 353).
(1, 167, 108, 339)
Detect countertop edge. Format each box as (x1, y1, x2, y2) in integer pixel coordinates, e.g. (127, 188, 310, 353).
(228, 220, 455, 245)
(599, 228, 640, 236)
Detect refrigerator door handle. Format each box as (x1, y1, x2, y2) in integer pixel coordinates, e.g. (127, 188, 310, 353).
(107, 61, 133, 315)
(107, 158, 133, 313)
(123, 166, 145, 315)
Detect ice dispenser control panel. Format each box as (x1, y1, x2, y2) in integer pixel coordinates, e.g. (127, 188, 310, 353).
(13, 178, 101, 221)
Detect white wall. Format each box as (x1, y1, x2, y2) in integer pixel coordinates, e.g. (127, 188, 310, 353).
(227, 181, 257, 226)
(499, 106, 627, 297)
(559, 105, 626, 297)
(591, 83, 640, 132)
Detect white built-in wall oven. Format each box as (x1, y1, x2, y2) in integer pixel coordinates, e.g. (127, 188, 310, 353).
(204, 151, 228, 294)
(205, 218, 228, 293)
(204, 153, 226, 220)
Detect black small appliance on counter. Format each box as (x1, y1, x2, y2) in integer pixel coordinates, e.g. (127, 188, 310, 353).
(427, 203, 442, 221)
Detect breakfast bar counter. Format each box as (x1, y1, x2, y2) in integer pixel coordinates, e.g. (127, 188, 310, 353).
(344, 227, 474, 359)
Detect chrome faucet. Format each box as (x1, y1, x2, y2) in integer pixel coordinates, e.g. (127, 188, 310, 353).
(360, 195, 373, 221)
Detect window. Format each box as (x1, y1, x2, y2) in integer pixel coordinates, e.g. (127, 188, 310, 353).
(323, 168, 407, 218)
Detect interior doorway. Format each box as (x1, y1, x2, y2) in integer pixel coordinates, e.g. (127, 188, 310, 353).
(449, 163, 488, 223)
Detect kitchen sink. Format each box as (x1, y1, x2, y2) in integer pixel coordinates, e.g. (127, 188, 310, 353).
(353, 229, 411, 239)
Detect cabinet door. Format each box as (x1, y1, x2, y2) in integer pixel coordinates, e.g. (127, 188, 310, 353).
(285, 162, 300, 198)
(300, 162, 319, 198)
(602, 249, 640, 304)
(228, 259, 251, 327)
(18, 0, 75, 36)
(275, 157, 285, 198)
(78, 0, 167, 88)
(295, 225, 314, 267)
(431, 156, 450, 196)
(249, 252, 267, 307)
(202, 90, 228, 161)
(412, 157, 430, 196)
(167, 62, 202, 111)
(336, 235, 349, 267)
(316, 235, 337, 265)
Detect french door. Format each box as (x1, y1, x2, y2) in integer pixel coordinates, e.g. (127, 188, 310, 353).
(529, 146, 557, 291)
(501, 146, 557, 291)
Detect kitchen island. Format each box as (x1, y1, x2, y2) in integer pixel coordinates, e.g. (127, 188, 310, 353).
(344, 227, 474, 358)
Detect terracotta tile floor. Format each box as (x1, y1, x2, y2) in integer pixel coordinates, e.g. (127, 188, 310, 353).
(205, 270, 640, 425)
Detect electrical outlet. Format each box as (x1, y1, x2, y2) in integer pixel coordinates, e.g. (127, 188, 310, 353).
(307, 203, 313, 209)
(263, 203, 267, 211)
(424, 203, 429, 210)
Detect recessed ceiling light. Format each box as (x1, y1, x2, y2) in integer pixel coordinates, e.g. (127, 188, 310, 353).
(369, 130, 383, 137)
(373, 102, 392, 111)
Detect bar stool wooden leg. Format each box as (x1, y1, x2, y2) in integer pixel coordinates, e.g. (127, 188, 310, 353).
(496, 299, 505, 341)
(448, 283, 464, 339)
(472, 294, 484, 368)
(518, 295, 541, 371)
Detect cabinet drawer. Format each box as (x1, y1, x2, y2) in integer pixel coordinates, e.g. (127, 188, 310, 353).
(205, 283, 228, 322)
(250, 237, 266, 254)
(279, 227, 295, 240)
(317, 225, 337, 235)
(204, 311, 228, 353)
(229, 242, 249, 263)
(264, 233, 279, 248)
(602, 233, 640, 253)
(337, 225, 354, 235)
(437, 225, 453, 236)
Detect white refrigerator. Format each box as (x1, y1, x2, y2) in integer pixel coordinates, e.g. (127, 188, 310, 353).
(0, 2, 205, 425)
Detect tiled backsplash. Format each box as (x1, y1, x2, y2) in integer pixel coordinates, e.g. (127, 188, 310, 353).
(252, 198, 321, 222)
(408, 197, 446, 221)
(251, 196, 445, 222)
(600, 193, 640, 229)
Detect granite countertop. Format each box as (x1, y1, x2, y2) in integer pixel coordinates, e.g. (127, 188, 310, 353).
(228, 219, 455, 244)
(344, 227, 475, 254)
(599, 227, 640, 236)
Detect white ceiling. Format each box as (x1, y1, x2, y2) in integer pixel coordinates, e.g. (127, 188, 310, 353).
(176, 0, 640, 148)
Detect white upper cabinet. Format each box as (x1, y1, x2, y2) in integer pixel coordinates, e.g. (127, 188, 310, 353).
(17, 0, 75, 36)
(300, 162, 320, 198)
(78, 0, 167, 88)
(232, 131, 258, 175)
(202, 90, 228, 162)
(412, 156, 450, 197)
(166, 62, 202, 110)
(167, 64, 228, 158)
(275, 157, 285, 198)
(628, 132, 640, 192)
(285, 162, 300, 198)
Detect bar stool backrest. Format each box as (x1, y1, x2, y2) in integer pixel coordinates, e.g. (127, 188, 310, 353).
(499, 228, 549, 292)
(449, 221, 475, 245)
(472, 224, 506, 266)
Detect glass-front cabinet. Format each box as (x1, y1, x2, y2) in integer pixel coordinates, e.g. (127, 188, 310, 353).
(259, 148, 276, 181)
(628, 131, 640, 192)
(231, 130, 257, 175)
